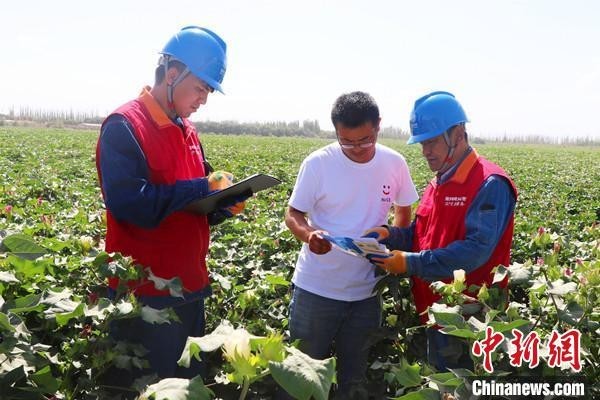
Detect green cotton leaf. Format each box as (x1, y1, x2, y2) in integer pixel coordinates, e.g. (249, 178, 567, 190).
(254, 334, 286, 363)
(430, 312, 466, 328)
(113, 354, 147, 370)
(0, 271, 19, 284)
(269, 347, 336, 400)
(265, 274, 291, 288)
(146, 269, 184, 299)
(484, 309, 501, 325)
(492, 265, 509, 285)
(140, 306, 175, 325)
(84, 298, 115, 320)
(1, 365, 27, 386)
(460, 302, 483, 316)
(453, 382, 472, 400)
(92, 251, 111, 268)
(428, 372, 460, 385)
(53, 303, 85, 326)
(558, 301, 585, 325)
(429, 281, 448, 295)
(447, 368, 475, 378)
(466, 316, 487, 332)
(40, 237, 71, 253)
(2, 234, 48, 260)
(7, 293, 44, 314)
(429, 375, 462, 393)
(42, 288, 84, 325)
(30, 365, 60, 393)
(178, 341, 202, 369)
(42, 288, 74, 306)
(429, 303, 461, 314)
(547, 280, 577, 296)
(6, 256, 47, 279)
(392, 388, 441, 400)
(440, 327, 479, 340)
(0, 312, 15, 332)
(178, 321, 236, 367)
(488, 319, 530, 334)
(392, 359, 423, 388)
(139, 376, 213, 400)
(211, 272, 232, 290)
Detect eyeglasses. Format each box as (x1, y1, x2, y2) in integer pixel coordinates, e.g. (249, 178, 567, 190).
(338, 134, 377, 150)
(338, 141, 375, 149)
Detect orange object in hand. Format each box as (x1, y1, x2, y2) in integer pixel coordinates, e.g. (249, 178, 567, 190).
(227, 201, 246, 215)
(208, 171, 234, 191)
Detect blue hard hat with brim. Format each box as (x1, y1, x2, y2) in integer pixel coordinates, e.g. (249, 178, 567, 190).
(408, 91, 468, 144)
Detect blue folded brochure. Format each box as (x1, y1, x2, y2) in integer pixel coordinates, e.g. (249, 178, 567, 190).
(321, 234, 391, 259)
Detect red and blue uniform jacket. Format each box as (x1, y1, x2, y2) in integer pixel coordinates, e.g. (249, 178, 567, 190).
(385, 149, 517, 323)
(96, 87, 211, 297)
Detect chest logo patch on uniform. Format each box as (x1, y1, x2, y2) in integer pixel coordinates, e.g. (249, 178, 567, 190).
(188, 144, 202, 154)
(445, 196, 467, 207)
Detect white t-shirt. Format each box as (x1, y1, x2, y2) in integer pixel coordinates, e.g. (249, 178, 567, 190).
(289, 142, 419, 301)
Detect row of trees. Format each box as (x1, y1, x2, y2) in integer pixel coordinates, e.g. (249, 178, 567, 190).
(1, 108, 598, 145)
(195, 120, 409, 139)
(1, 107, 103, 124)
(196, 119, 323, 137)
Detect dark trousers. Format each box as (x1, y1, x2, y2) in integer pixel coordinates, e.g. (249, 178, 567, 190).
(101, 293, 207, 397)
(277, 286, 381, 400)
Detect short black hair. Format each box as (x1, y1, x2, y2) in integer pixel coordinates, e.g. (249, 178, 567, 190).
(331, 91, 380, 128)
(154, 59, 186, 85)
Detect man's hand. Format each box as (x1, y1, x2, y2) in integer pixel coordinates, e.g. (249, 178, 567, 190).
(307, 230, 332, 255)
(209, 172, 252, 216)
(369, 250, 407, 274)
(362, 226, 390, 242)
(216, 189, 253, 216)
(207, 208, 232, 226)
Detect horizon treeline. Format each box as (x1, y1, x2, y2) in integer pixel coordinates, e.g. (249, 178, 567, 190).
(1, 107, 598, 146)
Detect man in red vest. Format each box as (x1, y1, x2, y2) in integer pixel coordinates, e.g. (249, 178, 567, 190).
(96, 26, 248, 388)
(367, 91, 517, 371)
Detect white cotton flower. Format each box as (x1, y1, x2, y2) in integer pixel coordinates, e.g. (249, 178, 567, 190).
(453, 269, 466, 283)
(223, 329, 252, 361)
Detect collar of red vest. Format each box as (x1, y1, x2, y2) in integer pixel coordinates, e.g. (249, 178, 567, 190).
(445, 148, 480, 185)
(137, 86, 174, 129)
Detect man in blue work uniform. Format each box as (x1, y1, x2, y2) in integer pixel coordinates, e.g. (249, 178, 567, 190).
(96, 26, 248, 390)
(367, 91, 517, 371)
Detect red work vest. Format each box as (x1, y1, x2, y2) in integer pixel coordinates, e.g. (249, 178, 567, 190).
(411, 151, 517, 323)
(96, 87, 210, 296)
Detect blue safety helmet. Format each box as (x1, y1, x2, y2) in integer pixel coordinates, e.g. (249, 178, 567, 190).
(160, 26, 227, 93)
(407, 91, 469, 144)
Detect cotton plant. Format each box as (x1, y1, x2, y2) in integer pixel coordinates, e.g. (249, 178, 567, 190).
(160, 320, 336, 400)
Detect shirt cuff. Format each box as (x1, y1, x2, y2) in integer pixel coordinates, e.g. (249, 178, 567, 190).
(405, 252, 422, 277)
(188, 177, 210, 199)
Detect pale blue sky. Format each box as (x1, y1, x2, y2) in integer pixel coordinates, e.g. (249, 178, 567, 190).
(2, 0, 599, 138)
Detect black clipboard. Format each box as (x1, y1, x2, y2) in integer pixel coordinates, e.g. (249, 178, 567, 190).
(187, 173, 281, 214)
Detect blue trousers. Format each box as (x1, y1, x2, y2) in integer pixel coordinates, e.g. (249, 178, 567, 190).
(288, 286, 381, 398)
(105, 291, 207, 390)
(426, 328, 474, 371)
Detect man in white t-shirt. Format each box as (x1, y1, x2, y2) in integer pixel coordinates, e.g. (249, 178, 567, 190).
(284, 91, 419, 399)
